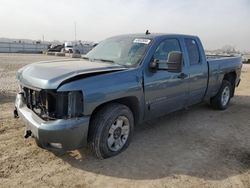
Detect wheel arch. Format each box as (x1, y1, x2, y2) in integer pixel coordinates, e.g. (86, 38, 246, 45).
(223, 71, 236, 97)
(89, 96, 142, 127)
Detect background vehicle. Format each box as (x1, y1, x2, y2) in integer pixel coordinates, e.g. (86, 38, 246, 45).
(72, 42, 97, 54)
(14, 33, 242, 159)
(47, 44, 64, 52)
(64, 42, 74, 53)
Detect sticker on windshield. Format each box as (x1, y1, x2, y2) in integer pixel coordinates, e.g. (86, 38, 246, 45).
(133, 38, 151, 44)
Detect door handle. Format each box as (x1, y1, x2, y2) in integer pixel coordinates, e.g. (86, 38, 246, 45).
(177, 73, 188, 79)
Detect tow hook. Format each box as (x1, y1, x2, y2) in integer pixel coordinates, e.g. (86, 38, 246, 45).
(24, 130, 32, 138)
(13, 108, 19, 118)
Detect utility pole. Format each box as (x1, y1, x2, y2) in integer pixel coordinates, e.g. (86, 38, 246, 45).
(74, 22, 77, 42)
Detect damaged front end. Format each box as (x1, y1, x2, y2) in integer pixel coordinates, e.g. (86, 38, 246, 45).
(14, 85, 90, 150)
(20, 87, 83, 120)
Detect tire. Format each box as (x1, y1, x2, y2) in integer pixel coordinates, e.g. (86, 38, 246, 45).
(210, 80, 232, 110)
(89, 103, 134, 159)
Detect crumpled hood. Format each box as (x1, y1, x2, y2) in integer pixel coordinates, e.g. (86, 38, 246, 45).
(17, 59, 127, 89)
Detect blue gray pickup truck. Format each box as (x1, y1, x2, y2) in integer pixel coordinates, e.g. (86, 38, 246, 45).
(14, 33, 242, 158)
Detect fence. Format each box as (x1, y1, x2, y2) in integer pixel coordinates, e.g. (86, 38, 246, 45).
(0, 42, 48, 53)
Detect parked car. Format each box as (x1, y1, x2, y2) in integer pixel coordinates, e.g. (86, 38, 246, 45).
(73, 42, 97, 55)
(14, 33, 242, 159)
(47, 44, 64, 52)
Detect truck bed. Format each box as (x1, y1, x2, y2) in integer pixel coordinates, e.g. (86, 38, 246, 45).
(206, 54, 238, 60)
(205, 55, 242, 99)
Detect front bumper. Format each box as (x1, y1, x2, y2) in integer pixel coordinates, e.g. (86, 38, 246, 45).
(15, 93, 90, 150)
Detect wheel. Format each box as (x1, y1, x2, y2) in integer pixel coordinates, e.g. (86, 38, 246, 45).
(89, 103, 134, 159)
(210, 80, 232, 110)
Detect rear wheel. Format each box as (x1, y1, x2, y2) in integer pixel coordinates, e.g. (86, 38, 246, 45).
(210, 80, 232, 110)
(89, 103, 134, 159)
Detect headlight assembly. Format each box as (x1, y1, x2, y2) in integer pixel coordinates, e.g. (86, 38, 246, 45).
(67, 91, 83, 118)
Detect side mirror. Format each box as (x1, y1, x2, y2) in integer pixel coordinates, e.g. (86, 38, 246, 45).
(149, 59, 159, 69)
(166, 51, 182, 73)
(150, 51, 182, 73)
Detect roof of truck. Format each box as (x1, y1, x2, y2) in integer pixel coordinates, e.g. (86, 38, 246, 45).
(112, 33, 198, 39)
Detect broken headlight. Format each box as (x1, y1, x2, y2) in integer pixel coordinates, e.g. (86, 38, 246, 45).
(67, 91, 84, 118)
(56, 90, 83, 118)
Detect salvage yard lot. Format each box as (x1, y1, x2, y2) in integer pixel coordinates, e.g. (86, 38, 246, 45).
(0, 53, 250, 188)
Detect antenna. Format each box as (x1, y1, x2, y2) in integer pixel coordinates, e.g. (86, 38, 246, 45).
(145, 30, 150, 35)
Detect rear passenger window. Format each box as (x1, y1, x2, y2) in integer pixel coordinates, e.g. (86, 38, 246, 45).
(185, 39, 200, 65)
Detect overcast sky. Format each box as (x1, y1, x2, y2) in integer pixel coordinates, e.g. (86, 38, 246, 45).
(0, 0, 249, 50)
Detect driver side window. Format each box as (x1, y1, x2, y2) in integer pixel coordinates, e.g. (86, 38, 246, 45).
(154, 39, 181, 68)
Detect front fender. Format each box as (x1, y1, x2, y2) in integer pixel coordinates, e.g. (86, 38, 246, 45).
(57, 68, 144, 116)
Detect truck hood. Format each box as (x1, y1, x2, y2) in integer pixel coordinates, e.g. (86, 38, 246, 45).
(17, 59, 127, 89)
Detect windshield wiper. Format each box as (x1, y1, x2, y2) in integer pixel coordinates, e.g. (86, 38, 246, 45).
(93, 58, 115, 63)
(82, 56, 89, 60)
(82, 57, 117, 64)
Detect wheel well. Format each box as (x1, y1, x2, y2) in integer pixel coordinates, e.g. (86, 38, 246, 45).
(90, 96, 141, 126)
(223, 71, 236, 96)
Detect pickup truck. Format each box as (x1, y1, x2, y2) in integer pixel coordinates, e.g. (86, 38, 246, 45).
(14, 33, 242, 159)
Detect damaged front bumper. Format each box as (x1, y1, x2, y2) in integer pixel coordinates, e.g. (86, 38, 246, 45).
(15, 93, 90, 150)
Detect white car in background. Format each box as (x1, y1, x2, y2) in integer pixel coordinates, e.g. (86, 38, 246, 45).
(64, 42, 74, 53)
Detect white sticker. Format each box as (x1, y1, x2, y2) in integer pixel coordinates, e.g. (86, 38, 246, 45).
(133, 38, 151, 44)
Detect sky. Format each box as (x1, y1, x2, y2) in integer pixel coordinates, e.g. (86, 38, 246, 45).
(0, 0, 249, 50)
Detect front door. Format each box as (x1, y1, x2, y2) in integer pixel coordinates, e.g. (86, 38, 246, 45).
(144, 38, 188, 119)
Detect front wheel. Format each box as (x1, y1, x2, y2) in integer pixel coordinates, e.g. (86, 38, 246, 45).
(89, 103, 134, 159)
(210, 80, 232, 110)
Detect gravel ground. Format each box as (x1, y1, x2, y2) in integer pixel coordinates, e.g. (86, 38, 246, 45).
(0, 53, 250, 188)
(0, 53, 69, 95)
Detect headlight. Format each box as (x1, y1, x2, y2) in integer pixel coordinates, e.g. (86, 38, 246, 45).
(68, 91, 83, 118)
(56, 90, 83, 118)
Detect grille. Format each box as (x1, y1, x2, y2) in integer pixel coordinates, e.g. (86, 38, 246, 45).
(23, 87, 55, 120)
(23, 87, 66, 120)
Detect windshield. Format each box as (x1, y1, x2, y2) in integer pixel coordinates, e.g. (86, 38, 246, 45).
(85, 36, 151, 66)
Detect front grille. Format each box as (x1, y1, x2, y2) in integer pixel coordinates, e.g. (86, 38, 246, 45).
(22, 87, 58, 120)
(22, 86, 83, 120)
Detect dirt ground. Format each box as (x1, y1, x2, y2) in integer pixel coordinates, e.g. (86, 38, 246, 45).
(0, 53, 250, 188)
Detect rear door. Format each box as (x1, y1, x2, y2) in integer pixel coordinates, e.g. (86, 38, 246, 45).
(184, 38, 208, 105)
(144, 38, 189, 118)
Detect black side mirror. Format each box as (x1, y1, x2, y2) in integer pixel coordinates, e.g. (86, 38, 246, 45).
(166, 51, 182, 73)
(150, 51, 182, 73)
(149, 59, 159, 69)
